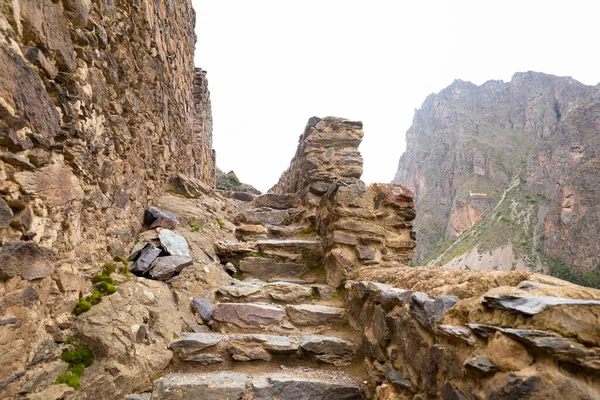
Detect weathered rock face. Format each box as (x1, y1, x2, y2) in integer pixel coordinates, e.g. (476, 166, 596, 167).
(347, 269, 600, 399)
(0, 1, 216, 396)
(0, 0, 214, 256)
(270, 116, 364, 207)
(394, 72, 600, 281)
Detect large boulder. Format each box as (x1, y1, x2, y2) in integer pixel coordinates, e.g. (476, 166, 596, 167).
(72, 278, 180, 399)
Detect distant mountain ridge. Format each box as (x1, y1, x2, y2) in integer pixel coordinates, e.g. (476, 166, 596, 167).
(394, 71, 600, 286)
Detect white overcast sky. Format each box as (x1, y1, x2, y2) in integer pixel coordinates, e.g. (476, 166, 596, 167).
(192, 0, 599, 193)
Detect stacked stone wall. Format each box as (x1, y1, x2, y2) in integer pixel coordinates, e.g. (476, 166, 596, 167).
(316, 182, 417, 287)
(347, 278, 600, 399)
(0, 0, 213, 396)
(269, 116, 364, 207)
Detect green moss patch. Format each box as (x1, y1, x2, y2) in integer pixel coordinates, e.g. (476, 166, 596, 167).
(55, 345, 94, 390)
(74, 259, 126, 316)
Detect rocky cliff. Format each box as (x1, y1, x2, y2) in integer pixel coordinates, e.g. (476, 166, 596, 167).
(394, 72, 600, 284)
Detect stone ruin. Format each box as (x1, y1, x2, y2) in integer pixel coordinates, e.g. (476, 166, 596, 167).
(1, 0, 599, 397)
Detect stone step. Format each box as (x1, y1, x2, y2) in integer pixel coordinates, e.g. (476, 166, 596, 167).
(233, 206, 304, 226)
(217, 279, 336, 304)
(151, 370, 364, 399)
(212, 302, 347, 331)
(216, 238, 322, 269)
(235, 223, 312, 241)
(170, 332, 360, 367)
(252, 193, 302, 210)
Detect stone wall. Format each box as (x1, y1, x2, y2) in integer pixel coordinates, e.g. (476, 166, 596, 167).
(346, 274, 600, 399)
(317, 182, 417, 287)
(0, 0, 216, 261)
(270, 116, 364, 207)
(0, 0, 213, 397)
(192, 68, 215, 187)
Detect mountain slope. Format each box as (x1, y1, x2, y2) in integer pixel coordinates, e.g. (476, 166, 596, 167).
(394, 72, 600, 285)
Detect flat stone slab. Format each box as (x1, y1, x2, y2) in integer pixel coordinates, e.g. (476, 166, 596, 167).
(170, 333, 222, 354)
(253, 373, 362, 399)
(153, 373, 248, 400)
(299, 335, 358, 356)
(468, 324, 600, 372)
(239, 257, 308, 279)
(218, 281, 264, 298)
(437, 325, 476, 345)
(147, 256, 193, 280)
(153, 371, 362, 400)
(483, 295, 600, 316)
(182, 353, 223, 365)
(158, 229, 190, 257)
(213, 303, 286, 327)
(286, 304, 345, 326)
(254, 193, 301, 210)
(266, 282, 313, 302)
(130, 245, 162, 274)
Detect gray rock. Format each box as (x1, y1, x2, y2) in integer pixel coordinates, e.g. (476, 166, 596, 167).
(125, 395, 146, 400)
(464, 356, 498, 374)
(266, 282, 312, 302)
(218, 281, 264, 298)
(385, 364, 413, 390)
(357, 246, 376, 260)
(0, 152, 36, 170)
(299, 335, 358, 363)
(170, 333, 222, 354)
(129, 241, 149, 260)
(213, 303, 286, 327)
(409, 292, 458, 329)
(0, 242, 56, 280)
(224, 262, 237, 274)
(239, 257, 309, 279)
(169, 174, 213, 198)
(364, 281, 412, 308)
(152, 373, 248, 400)
(440, 382, 467, 400)
(373, 305, 390, 346)
(516, 280, 560, 291)
(253, 373, 362, 400)
(286, 304, 345, 326)
(260, 335, 299, 353)
(254, 193, 300, 210)
(483, 295, 600, 316)
(312, 284, 335, 299)
(0, 317, 19, 326)
(147, 256, 193, 280)
(182, 354, 224, 365)
(158, 229, 190, 257)
(130, 245, 162, 274)
(192, 298, 214, 323)
(437, 325, 476, 345)
(0, 197, 13, 229)
(144, 206, 178, 229)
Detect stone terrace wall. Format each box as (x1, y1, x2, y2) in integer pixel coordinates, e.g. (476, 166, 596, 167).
(317, 182, 417, 287)
(0, 0, 214, 257)
(270, 116, 364, 207)
(346, 275, 600, 399)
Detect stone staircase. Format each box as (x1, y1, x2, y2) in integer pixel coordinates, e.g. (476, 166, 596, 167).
(148, 193, 366, 399)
